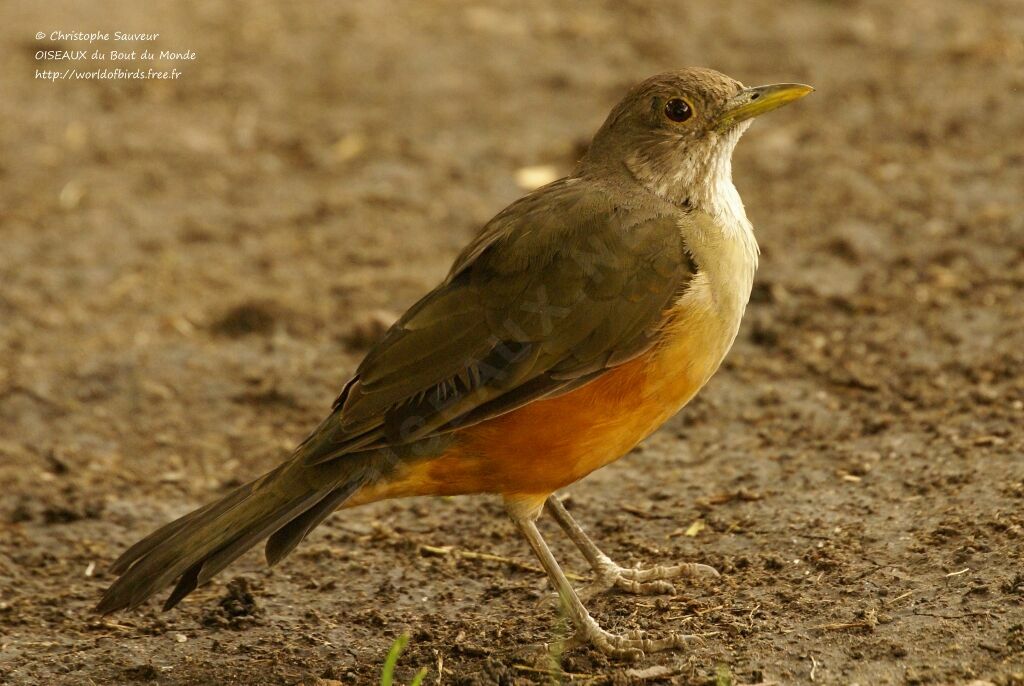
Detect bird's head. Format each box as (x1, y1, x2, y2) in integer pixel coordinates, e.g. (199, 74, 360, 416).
(582, 67, 812, 211)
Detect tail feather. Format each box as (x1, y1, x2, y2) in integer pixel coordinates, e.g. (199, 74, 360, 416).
(158, 487, 327, 611)
(265, 481, 363, 566)
(96, 455, 377, 614)
(108, 471, 270, 576)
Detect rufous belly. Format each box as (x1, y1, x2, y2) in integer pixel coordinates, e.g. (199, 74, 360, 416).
(348, 294, 735, 508)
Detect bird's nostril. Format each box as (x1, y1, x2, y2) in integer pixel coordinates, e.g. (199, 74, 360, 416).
(750, 93, 760, 100)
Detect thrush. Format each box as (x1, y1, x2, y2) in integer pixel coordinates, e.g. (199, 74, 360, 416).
(98, 67, 812, 658)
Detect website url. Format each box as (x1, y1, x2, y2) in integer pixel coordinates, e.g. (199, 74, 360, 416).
(35, 67, 182, 81)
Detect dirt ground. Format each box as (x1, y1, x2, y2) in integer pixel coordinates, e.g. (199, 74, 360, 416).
(2, 0, 1023, 684)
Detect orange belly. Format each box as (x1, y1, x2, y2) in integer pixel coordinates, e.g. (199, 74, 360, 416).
(420, 352, 692, 495)
(348, 296, 732, 508)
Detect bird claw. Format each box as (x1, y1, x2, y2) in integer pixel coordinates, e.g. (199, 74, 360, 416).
(554, 624, 698, 661)
(576, 557, 719, 601)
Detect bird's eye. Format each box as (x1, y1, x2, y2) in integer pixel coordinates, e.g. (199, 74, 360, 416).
(664, 98, 693, 123)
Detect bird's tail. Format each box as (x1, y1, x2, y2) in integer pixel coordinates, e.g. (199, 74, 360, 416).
(96, 439, 382, 614)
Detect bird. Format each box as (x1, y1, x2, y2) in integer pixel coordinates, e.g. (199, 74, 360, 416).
(97, 67, 812, 658)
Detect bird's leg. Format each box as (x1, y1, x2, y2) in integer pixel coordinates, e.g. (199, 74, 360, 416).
(509, 513, 694, 659)
(545, 495, 718, 600)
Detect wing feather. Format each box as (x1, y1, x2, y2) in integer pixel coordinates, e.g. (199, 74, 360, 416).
(303, 178, 696, 464)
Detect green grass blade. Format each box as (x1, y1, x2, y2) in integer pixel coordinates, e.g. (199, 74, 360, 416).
(410, 666, 428, 686)
(380, 633, 410, 686)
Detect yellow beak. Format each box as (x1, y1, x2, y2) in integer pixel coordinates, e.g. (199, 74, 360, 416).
(715, 83, 814, 132)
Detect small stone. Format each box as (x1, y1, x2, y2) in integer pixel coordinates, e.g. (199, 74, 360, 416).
(514, 165, 559, 190)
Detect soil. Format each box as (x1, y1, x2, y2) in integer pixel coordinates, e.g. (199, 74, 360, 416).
(2, 1, 1023, 684)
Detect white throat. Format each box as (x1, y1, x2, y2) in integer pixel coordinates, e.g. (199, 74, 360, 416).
(692, 125, 759, 311)
(624, 122, 760, 323)
(670, 135, 761, 373)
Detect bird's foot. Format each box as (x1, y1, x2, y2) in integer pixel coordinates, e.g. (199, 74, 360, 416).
(554, 622, 697, 661)
(577, 554, 719, 601)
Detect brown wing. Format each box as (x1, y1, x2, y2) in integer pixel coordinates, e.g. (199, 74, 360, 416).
(301, 178, 696, 464)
